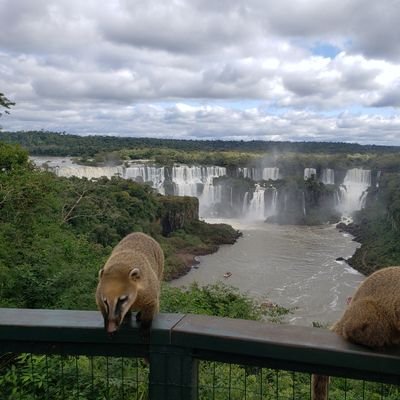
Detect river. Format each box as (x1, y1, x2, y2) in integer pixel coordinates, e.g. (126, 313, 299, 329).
(170, 219, 363, 327)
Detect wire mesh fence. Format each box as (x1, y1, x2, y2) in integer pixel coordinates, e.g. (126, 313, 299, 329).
(197, 361, 400, 400)
(0, 353, 149, 400)
(1, 354, 399, 400)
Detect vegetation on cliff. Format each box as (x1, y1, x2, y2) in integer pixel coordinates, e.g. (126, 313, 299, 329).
(340, 172, 400, 275)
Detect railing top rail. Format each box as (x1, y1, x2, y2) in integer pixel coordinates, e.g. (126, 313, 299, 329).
(0, 308, 399, 383)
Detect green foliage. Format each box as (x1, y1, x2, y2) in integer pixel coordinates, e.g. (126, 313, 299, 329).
(0, 142, 29, 170)
(161, 282, 291, 323)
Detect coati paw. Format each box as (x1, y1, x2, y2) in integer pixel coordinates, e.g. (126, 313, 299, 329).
(136, 311, 142, 322)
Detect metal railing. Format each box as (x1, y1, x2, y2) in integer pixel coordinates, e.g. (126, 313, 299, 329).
(0, 308, 399, 399)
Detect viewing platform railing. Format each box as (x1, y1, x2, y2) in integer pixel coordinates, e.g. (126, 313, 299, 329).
(0, 308, 399, 399)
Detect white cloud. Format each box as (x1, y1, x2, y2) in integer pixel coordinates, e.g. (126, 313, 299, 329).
(1, 0, 400, 145)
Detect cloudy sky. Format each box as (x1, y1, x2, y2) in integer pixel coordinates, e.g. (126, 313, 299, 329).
(1, 0, 400, 145)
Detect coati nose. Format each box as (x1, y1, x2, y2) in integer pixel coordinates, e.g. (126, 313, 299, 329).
(107, 320, 118, 335)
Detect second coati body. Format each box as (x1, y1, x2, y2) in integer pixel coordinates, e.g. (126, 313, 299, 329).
(95, 232, 164, 335)
(312, 266, 400, 400)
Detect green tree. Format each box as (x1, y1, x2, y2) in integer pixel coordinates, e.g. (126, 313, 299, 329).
(0, 92, 15, 116)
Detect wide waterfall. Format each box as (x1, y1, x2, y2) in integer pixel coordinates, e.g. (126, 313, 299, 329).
(338, 168, 371, 218)
(31, 157, 375, 222)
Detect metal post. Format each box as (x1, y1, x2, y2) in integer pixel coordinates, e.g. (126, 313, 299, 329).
(149, 345, 198, 400)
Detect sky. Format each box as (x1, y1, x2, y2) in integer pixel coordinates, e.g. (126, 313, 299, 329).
(1, 0, 400, 145)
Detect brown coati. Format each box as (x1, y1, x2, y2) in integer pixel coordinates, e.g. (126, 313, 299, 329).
(312, 266, 400, 400)
(95, 232, 164, 336)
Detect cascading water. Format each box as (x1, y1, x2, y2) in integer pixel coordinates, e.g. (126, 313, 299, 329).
(265, 186, 278, 218)
(242, 184, 279, 220)
(262, 167, 280, 180)
(238, 167, 279, 181)
(321, 168, 335, 184)
(125, 165, 165, 194)
(338, 168, 371, 218)
(304, 168, 317, 180)
(54, 165, 124, 179)
(246, 184, 265, 220)
(171, 165, 226, 216)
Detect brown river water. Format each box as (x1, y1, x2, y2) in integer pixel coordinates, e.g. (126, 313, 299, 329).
(170, 219, 364, 327)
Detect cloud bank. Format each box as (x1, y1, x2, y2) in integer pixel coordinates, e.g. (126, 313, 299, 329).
(1, 0, 400, 145)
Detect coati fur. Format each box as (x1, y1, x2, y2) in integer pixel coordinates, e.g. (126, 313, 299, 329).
(95, 232, 164, 336)
(312, 266, 400, 400)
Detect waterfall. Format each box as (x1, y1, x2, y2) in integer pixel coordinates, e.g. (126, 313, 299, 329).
(171, 165, 226, 216)
(54, 165, 124, 179)
(262, 167, 280, 181)
(265, 186, 278, 217)
(238, 167, 279, 181)
(338, 169, 371, 218)
(124, 165, 165, 194)
(242, 192, 249, 214)
(304, 168, 317, 180)
(238, 167, 256, 180)
(321, 168, 335, 184)
(246, 184, 265, 220)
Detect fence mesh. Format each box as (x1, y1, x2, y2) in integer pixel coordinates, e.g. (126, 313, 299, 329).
(1, 354, 399, 399)
(197, 361, 400, 400)
(0, 353, 149, 400)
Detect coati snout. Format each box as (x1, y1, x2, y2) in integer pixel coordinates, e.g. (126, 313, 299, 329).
(97, 268, 140, 335)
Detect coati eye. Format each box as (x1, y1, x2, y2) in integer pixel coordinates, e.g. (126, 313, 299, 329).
(119, 295, 128, 302)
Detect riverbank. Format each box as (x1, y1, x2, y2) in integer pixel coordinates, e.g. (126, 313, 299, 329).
(336, 221, 382, 276)
(161, 220, 242, 281)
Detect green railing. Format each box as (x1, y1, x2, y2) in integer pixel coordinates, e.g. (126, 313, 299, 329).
(0, 308, 399, 399)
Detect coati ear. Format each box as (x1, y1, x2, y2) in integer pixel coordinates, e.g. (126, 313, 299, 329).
(129, 268, 141, 281)
(98, 268, 104, 278)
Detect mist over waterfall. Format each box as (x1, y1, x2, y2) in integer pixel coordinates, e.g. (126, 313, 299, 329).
(338, 169, 371, 217)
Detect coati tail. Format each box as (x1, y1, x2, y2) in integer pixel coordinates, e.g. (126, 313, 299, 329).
(312, 374, 329, 400)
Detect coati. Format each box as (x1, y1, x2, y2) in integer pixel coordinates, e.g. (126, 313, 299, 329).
(312, 266, 400, 400)
(95, 232, 164, 336)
